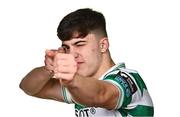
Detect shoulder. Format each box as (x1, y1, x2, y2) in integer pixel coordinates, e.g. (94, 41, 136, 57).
(104, 65, 147, 90)
(103, 63, 140, 81)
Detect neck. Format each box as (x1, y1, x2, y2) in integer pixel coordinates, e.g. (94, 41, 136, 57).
(93, 51, 115, 79)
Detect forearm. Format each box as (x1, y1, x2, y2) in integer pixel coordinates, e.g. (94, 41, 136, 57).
(19, 66, 53, 95)
(63, 75, 118, 109)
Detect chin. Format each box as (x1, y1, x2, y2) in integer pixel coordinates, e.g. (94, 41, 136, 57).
(77, 70, 89, 77)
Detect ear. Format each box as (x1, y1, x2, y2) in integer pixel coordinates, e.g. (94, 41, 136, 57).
(100, 38, 109, 53)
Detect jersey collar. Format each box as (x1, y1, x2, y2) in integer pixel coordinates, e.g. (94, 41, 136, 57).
(99, 62, 125, 80)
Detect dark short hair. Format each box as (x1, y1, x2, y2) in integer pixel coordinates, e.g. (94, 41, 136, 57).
(57, 8, 107, 41)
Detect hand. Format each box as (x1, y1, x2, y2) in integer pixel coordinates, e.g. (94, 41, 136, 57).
(53, 52, 77, 81)
(44, 49, 58, 72)
(44, 47, 66, 71)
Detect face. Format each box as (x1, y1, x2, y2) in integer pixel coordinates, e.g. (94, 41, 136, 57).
(61, 33, 103, 77)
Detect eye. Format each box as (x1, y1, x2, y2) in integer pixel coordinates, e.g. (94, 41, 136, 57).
(61, 45, 70, 53)
(76, 43, 85, 46)
(75, 41, 86, 47)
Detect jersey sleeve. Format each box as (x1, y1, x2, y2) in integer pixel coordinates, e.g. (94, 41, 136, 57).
(61, 86, 87, 107)
(61, 86, 74, 104)
(103, 69, 138, 109)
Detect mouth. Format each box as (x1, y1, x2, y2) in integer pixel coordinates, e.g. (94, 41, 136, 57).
(76, 62, 84, 68)
(77, 62, 84, 65)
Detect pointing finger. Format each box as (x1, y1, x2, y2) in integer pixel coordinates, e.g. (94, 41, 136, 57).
(45, 49, 58, 57)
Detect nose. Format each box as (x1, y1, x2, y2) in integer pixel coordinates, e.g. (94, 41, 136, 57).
(68, 47, 79, 58)
(73, 52, 79, 58)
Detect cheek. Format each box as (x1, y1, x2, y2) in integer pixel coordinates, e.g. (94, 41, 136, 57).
(92, 45, 100, 52)
(88, 47, 99, 57)
(92, 47, 97, 52)
(88, 48, 102, 64)
(80, 44, 101, 62)
(78, 49, 101, 76)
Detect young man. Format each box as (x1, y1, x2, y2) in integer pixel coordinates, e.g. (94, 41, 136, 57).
(19, 8, 154, 116)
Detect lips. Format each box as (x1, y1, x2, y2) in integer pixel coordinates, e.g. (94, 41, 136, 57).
(76, 62, 84, 68)
(77, 62, 84, 65)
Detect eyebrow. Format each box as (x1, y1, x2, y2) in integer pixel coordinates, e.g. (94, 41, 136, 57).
(61, 40, 87, 49)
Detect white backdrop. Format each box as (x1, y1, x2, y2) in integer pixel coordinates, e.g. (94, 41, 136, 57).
(0, 0, 180, 116)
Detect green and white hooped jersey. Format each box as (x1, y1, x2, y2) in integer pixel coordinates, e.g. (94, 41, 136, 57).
(61, 63, 154, 117)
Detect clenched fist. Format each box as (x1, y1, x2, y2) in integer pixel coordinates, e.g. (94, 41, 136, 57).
(44, 47, 66, 75)
(44, 47, 77, 83)
(53, 52, 77, 81)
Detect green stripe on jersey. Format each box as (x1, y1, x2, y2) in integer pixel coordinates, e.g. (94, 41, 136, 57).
(129, 72, 147, 94)
(75, 104, 86, 110)
(122, 105, 154, 116)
